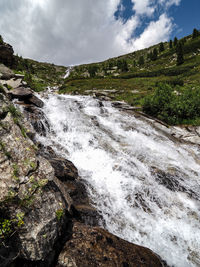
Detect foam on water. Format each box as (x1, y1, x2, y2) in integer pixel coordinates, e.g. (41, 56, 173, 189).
(37, 94, 200, 267)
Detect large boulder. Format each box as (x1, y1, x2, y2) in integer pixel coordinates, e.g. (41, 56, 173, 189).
(8, 87, 44, 108)
(9, 87, 32, 99)
(57, 222, 165, 267)
(0, 64, 15, 80)
(0, 43, 14, 67)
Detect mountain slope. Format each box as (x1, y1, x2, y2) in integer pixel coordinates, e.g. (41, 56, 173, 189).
(60, 32, 200, 109)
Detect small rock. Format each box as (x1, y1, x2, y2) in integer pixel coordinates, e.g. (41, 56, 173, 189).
(14, 73, 25, 79)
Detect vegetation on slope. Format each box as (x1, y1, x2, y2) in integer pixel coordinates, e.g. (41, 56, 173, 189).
(14, 56, 67, 92)
(60, 28, 200, 125)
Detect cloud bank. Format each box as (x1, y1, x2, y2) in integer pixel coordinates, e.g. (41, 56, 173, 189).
(0, 0, 181, 66)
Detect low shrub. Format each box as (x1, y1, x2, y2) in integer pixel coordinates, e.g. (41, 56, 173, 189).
(142, 83, 200, 124)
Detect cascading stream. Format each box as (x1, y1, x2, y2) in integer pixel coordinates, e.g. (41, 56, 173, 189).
(37, 93, 200, 267)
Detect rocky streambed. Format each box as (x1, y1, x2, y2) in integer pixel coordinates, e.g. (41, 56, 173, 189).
(0, 66, 167, 266)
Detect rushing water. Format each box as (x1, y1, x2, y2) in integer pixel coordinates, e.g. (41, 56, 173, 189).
(37, 94, 200, 267)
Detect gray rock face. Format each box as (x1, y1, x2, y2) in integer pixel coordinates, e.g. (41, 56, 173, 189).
(0, 92, 72, 266)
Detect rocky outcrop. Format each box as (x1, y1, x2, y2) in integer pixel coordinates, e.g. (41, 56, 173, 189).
(0, 89, 72, 266)
(57, 222, 165, 267)
(8, 87, 44, 108)
(0, 43, 14, 67)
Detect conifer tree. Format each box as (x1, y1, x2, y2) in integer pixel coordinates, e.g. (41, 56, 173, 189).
(152, 48, 158, 61)
(174, 37, 178, 47)
(169, 40, 173, 49)
(176, 42, 184, 66)
(192, 28, 199, 39)
(159, 42, 165, 52)
(121, 60, 128, 72)
(138, 55, 144, 66)
(0, 35, 3, 45)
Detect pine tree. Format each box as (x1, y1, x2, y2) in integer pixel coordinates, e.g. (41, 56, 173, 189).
(174, 37, 178, 47)
(152, 48, 158, 61)
(192, 28, 199, 39)
(117, 59, 128, 72)
(138, 56, 144, 66)
(149, 51, 153, 61)
(169, 40, 173, 49)
(159, 42, 165, 52)
(176, 42, 184, 66)
(121, 60, 128, 72)
(0, 35, 3, 45)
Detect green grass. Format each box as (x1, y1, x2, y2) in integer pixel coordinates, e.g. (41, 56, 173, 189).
(59, 34, 200, 125)
(14, 56, 67, 92)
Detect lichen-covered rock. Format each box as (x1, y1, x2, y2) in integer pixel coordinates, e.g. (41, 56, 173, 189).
(57, 222, 165, 267)
(0, 93, 72, 266)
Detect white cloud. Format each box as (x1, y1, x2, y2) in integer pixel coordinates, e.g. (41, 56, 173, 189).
(0, 0, 181, 66)
(159, 0, 181, 8)
(131, 0, 155, 16)
(131, 14, 173, 50)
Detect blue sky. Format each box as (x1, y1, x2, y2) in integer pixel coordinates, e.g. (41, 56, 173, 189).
(0, 0, 199, 65)
(169, 0, 200, 38)
(115, 0, 199, 40)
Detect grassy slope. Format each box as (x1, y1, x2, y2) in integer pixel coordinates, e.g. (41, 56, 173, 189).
(60, 34, 200, 107)
(14, 57, 67, 92)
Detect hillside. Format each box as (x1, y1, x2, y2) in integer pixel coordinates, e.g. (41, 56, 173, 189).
(1, 30, 200, 125)
(60, 32, 200, 118)
(0, 34, 67, 92)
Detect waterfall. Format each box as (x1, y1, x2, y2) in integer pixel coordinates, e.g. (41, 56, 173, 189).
(36, 93, 200, 267)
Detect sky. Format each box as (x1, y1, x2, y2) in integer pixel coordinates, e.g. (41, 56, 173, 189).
(0, 0, 199, 66)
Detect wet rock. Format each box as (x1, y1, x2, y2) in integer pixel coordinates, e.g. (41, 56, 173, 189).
(151, 167, 198, 199)
(38, 145, 101, 226)
(48, 157, 78, 181)
(63, 180, 89, 206)
(38, 145, 78, 181)
(73, 204, 103, 226)
(57, 222, 164, 267)
(8, 87, 44, 108)
(23, 106, 49, 136)
(28, 95, 44, 108)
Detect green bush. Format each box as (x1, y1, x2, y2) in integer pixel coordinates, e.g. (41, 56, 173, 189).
(155, 79, 184, 87)
(142, 83, 200, 124)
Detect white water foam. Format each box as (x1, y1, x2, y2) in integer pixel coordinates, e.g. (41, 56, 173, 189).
(37, 94, 200, 267)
